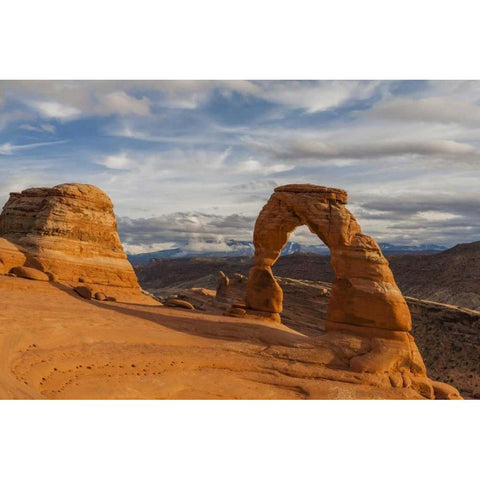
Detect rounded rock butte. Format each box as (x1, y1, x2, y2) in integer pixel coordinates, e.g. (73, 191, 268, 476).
(0, 183, 150, 302)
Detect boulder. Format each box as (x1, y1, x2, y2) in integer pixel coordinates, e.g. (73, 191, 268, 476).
(45, 272, 58, 282)
(216, 271, 249, 305)
(94, 292, 106, 301)
(74, 285, 93, 300)
(9, 266, 49, 282)
(165, 299, 195, 310)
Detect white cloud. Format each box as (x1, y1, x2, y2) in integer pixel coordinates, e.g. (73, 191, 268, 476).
(151, 80, 260, 109)
(2, 80, 480, 250)
(30, 100, 81, 120)
(2, 83, 152, 125)
(366, 96, 480, 126)
(97, 147, 233, 176)
(20, 123, 56, 133)
(0, 143, 13, 154)
(254, 80, 382, 113)
(118, 212, 255, 253)
(417, 211, 462, 221)
(0, 81, 385, 124)
(96, 153, 133, 170)
(0, 110, 33, 131)
(247, 136, 479, 163)
(96, 91, 151, 116)
(0, 140, 66, 155)
(236, 158, 295, 174)
(150, 80, 382, 113)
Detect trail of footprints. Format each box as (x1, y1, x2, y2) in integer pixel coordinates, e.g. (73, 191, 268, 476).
(12, 343, 189, 399)
(12, 340, 415, 398)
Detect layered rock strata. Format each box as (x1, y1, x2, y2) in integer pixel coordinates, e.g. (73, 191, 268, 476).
(0, 183, 150, 302)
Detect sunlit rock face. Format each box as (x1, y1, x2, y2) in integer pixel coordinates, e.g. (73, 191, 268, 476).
(246, 183, 411, 331)
(242, 184, 459, 399)
(0, 183, 142, 299)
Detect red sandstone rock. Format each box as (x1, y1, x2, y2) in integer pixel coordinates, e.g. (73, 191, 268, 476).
(246, 184, 411, 332)
(431, 380, 463, 400)
(215, 271, 230, 300)
(165, 299, 195, 310)
(239, 183, 459, 399)
(9, 266, 49, 282)
(94, 292, 107, 301)
(215, 271, 248, 307)
(0, 238, 27, 272)
(225, 307, 247, 318)
(74, 285, 93, 300)
(0, 183, 150, 303)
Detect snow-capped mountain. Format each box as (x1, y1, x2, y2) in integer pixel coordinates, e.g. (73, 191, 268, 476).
(127, 239, 446, 265)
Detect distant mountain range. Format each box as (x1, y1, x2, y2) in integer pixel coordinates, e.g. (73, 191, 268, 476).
(127, 239, 446, 265)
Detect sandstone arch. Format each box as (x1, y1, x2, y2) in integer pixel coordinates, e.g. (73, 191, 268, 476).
(245, 184, 411, 332)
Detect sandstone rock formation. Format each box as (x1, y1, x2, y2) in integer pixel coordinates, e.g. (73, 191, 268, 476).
(240, 184, 459, 399)
(0, 183, 153, 303)
(9, 266, 49, 282)
(165, 298, 195, 310)
(2, 273, 457, 400)
(215, 271, 230, 300)
(246, 184, 410, 330)
(216, 272, 247, 303)
(74, 285, 93, 300)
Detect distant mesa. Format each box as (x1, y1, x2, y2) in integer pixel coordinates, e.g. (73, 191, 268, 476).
(0, 183, 154, 303)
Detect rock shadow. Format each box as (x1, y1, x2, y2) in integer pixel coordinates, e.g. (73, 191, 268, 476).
(51, 282, 313, 349)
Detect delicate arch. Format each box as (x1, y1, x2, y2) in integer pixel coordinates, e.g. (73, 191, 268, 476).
(245, 184, 411, 332)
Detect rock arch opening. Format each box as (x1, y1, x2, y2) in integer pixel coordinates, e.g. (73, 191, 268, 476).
(245, 184, 412, 333)
(272, 225, 334, 283)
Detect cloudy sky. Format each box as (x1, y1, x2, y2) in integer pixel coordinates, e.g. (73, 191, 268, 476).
(1, 80, 479, 253)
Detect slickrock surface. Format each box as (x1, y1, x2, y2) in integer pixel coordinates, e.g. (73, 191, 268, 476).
(0, 275, 457, 399)
(134, 255, 480, 398)
(239, 184, 457, 399)
(0, 183, 153, 303)
(139, 263, 479, 398)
